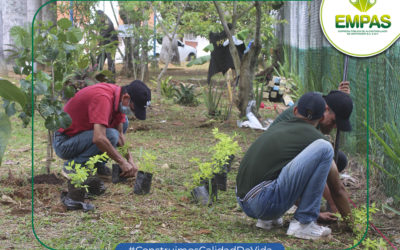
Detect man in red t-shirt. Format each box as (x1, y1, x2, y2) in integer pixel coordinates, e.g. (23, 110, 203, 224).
(53, 80, 151, 181)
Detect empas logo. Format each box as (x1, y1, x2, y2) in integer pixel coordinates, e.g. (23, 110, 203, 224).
(320, 0, 400, 57)
(350, 0, 376, 12)
(335, 0, 391, 29)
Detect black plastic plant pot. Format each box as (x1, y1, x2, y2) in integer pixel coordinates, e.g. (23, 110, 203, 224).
(214, 172, 227, 191)
(226, 155, 235, 172)
(85, 176, 106, 196)
(191, 185, 210, 206)
(67, 181, 86, 202)
(201, 177, 218, 201)
(62, 181, 95, 212)
(112, 164, 127, 184)
(133, 171, 153, 195)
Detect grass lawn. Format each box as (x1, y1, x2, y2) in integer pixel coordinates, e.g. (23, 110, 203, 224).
(0, 64, 398, 249)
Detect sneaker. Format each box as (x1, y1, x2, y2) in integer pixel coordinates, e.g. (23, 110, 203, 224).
(256, 217, 284, 230)
(287, 219, 331, 240)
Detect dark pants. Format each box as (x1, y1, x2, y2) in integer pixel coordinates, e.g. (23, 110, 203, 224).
(336, 150, 348, 173)
(97, 49, 116, 74)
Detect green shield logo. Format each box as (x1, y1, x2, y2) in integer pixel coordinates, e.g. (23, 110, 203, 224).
(350, 0, 376, 12)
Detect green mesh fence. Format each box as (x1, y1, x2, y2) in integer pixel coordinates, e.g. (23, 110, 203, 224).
(275, 1, 400, 202)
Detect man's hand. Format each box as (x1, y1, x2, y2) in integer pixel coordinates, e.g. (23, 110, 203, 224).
(338, 81, 350, 94)
(119, 161, 138, 177)
(318, 212, 338, 223)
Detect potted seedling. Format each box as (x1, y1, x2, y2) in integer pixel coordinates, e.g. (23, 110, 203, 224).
(210, 128, 241, 190)
(62, 152, 109, 211)
(188, 158, 218, 206)
(133, 151, 157, 195)
(112, 144, 130, 184)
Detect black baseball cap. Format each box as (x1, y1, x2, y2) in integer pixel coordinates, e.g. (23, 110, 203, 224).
(297, 92, 326, 120)
(125, 80, 151, 120)
(323, 90, 353, 131)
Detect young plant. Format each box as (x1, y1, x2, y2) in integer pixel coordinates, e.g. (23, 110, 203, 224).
(138, 151, 158, 174)
(202, 84, 223, 118)
(254, 77, 265, 115)
(189, 158, 217, 202)
(344, 203, 387, 249)
(65, 152, 109, 192)
(210, 128, 241, 173)
(150, 76, 174, 99)
(173, 83, 199, 106)
(161, 76, 175, 99)
(117, 144, 130, 158)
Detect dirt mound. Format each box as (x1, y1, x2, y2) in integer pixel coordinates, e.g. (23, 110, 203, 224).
(29, 173, 64, 185)
(0, 176, 27, 187)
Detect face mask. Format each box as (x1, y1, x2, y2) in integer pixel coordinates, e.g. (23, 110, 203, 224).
(119, 102, 132, 115)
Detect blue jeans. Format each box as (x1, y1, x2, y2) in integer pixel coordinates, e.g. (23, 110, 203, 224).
(237, 139, 333, 224)
(53, 117, 128, 166)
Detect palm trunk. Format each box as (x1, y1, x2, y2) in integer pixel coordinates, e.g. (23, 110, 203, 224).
(46, 130, 53, 174)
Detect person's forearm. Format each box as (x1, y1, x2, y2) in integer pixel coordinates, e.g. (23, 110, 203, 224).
(94, 137, 127, 165)
(330, 184, 351, 219)
(323, 184, 338, 213)
(116, 123, 125, 147)
(327, 161, 352, 223)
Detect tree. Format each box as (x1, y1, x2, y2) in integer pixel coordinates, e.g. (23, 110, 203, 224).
(213, 1, 263, 118)
(151, 1, 188, 99)
(3, 19, 87, 172)
(119, 2, 153, 81)
(178, 2, 279, 118)
(0, 79, 28, 165)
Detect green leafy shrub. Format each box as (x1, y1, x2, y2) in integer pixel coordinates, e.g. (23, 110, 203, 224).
(202, 84, 223, 118)
(210, 128, 241, 173)
(173, 83, 199, 106)
(117, 144, 130, 157)
(337, 203, 387, 249)
(138, 151, 158, 174)
(66, 152, 109, 192)
(185, 129, 241, 201)
(187, 158, 216, 202)
(351, 204, 387, 249)
(160, 76, 175, 99)
(366, 121, 400, 203)
(274, 47, 303, 100)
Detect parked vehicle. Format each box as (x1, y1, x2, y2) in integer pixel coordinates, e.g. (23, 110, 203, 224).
(177, 40, 197, 62)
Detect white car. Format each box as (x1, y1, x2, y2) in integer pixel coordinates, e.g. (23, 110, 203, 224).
(177, 40, 197, 62)
(149, 39, 197, 62)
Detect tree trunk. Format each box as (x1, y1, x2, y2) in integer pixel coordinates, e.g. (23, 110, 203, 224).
(160, 35, 180, 65)
(214, 1, 262, 118)
(170, 37, 180, 65)
(122, 37, 134, 77)
(41, 0, 57, 24)
(46, 130, 53, 174)
(154, 3, 186, 100)
(1, 0, 28, 74)
(28, 0, 42, 24)
(0, 4, 6, 75)
(237, 1, 262, 118)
